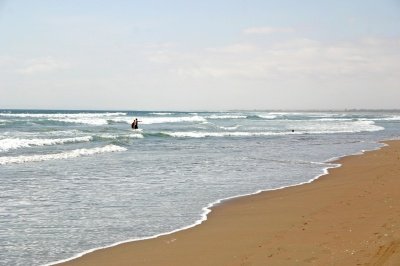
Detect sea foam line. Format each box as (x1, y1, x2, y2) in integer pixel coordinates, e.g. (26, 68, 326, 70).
(149, 112, 173, 116)
(140, 116, 207, 124)
(0, 112, 127, 118)
(45, 141, 386, 266)
(162, 125, 384, 138)
(98, 133, 144, 139)
(111, 116, 207, 125)
(48, 118, 109, 126)
(206, 114, 247, 119)
(0, 145, 127, 165)
(163, 131, 299, 138)
(0, 136, 92, 152)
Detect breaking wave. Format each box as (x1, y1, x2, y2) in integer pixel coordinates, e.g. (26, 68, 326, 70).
(111, 116, 207, 125)
(149, 112, 173, 116)
(0, 136, 93, 152)
(162, 120, 383, 138)
(48, 118, 109, 126)
(206, 114, 246, 119)
(0, 112, 127, 118)
(0, 145, 127, 165)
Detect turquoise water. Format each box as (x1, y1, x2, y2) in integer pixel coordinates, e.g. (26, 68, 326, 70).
(0, 110, 399, 265)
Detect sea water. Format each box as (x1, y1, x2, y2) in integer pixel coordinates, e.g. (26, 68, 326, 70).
(0, 110, 399, 265)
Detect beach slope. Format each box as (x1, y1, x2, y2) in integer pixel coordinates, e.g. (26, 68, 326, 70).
(58, 140, 400, 265)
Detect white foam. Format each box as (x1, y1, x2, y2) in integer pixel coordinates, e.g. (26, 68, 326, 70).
(0, 136, 92, 152)
(97, 134, 119, 139)
(360, 116, 400, 121)
(206, 114, 246, 119)
(163, 131, 297, 138)
(144, 116, 207, 124)
(0, 112, 128, 126)
(162, 120, 383, 138)
(112, 116, 207, 125)
(296, 120, 384, 133)
(129, 133, 144, 138)
(46, 142, 386, 266)
(381, 116, 400, 121)
(0, 112, 127, 118)
(48, 118, 108, 126)
(98, 133, 144, 139)
(257, 114, 277, 119)
(219, 125, 241, 130)
(108, 117, 132, 124)
(44, 130, 84, 136)
(314, 118, 353, 121)
(149, 112, 173, 115)
(0, 145, 127, 165)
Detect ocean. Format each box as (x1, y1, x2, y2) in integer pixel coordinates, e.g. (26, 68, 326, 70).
(0, 109, 399, 265)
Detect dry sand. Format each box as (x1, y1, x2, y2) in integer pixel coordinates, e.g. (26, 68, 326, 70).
(58, 140, 400, 266)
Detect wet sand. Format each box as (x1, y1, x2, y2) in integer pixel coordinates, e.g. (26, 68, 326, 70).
(57, 140, 400, 266)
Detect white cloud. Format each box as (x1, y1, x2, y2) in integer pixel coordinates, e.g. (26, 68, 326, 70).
(243, 26, 294, 35)
(17, 57, 71, 75)
(3, 35, 399, 110)
(206, 43, 257, 54)
(146, 37, 400, 82)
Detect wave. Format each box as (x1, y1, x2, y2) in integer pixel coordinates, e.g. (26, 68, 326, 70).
(245, 114, 277, 120)
(46, 141, 386, 266)
(269, 112, 345, 117)
(97, 133, 144, 140)
(245, 115, 265, 120)
(380, 116, 400, 121)
(257, 114, 277, 119)
(0, 145, 127, 165)
(161, 121, 383, 138)
(111, 116, 207, 125)
(359, 116, 400, 121)
(0, 112, 128, 126)
(219, 125, 241, 130)
(0, 130, 86, 139)
(149, 112, 173, 116)
(206, 114, 246, 119)
(43, 130, 85, 136)
(162, 131, 297, 138)
(0, 112, 127, 118)
(48, 118, 109, 126)
(142, 116, 207, 124)
(314, 118, 353, 121)
(294, 120, 384, 133)
(0, 136, 93, 152)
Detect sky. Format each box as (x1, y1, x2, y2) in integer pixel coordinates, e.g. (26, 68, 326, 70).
(1, 0, 400, 110)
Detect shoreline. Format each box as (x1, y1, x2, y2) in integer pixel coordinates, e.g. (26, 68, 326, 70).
(52, 140, 400, 265)
(47, 161, 342, 266)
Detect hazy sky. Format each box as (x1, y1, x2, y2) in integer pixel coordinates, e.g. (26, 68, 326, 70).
(1, 0, 399, 110)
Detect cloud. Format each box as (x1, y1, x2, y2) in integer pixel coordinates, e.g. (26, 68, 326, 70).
(140, 36, 400, 109)
(0, 55, 16, 68)
(17, 57, 71, 75)
(243, 26, 294, 35)
(206, 43, 257, 54)
(145, 37, 400, 82)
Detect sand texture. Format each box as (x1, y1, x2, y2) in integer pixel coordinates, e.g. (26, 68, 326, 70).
(58, 140, 400, 266)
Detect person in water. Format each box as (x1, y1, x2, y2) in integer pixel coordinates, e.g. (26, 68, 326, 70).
(131, 118, 141, 129)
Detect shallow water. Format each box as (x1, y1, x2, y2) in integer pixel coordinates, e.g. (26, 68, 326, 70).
(0, 110, 399, 265)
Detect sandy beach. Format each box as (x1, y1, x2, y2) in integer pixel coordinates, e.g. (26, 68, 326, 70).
(58, 140, 400, 266)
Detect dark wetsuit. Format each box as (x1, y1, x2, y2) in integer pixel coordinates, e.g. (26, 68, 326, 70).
(132, 119, 138, 129)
